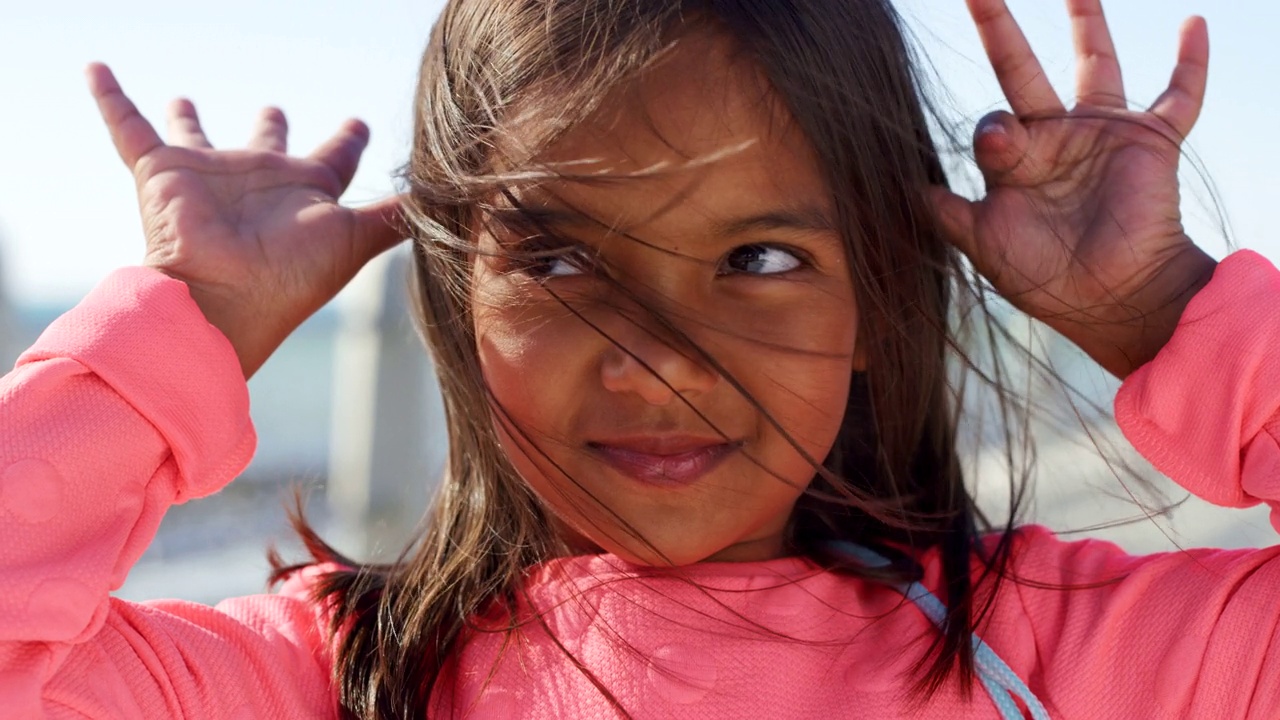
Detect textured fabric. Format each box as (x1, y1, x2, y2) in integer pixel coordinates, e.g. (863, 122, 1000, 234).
(826, 541, 1050, 719)
(2, 251, 1280, 718)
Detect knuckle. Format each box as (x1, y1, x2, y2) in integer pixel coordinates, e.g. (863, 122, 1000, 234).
(132, 152, 163, 181)
(306, 162, 344, 196)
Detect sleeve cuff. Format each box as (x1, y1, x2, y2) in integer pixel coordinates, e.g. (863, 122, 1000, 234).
(16, 267, 256, 501)
(1115, 249, 1280, 506)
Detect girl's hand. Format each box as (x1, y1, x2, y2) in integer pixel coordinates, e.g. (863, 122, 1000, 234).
(933, 0, 1219, 379)
(86, 63, 406, 379)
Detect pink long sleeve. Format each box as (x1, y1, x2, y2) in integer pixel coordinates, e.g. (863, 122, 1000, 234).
(0, 268, 336, 719)
(1116, 250, 1280, 518)
(989, 249, 1280, 717)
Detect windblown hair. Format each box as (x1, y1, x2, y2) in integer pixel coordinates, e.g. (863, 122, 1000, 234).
(269, 1, 1087, 717)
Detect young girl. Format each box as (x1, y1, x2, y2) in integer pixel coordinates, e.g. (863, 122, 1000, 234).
(1, 0, 1268, 717)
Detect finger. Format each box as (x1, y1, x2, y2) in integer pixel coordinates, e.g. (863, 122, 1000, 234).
(310, 119, 371, 195)
(84, 62, 164, 169)
(351, 195, 409, 263)
(1068, 0, 1125, 107)
(973, 111, 1036, 184)
(166, 98, 214, 149)
(247, 107, 288, 153)
(965, 0, 1066, 116)
(1149, 16, 1209, 140)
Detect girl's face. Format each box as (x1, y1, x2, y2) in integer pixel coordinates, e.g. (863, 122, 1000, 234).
(473, 32, 860, 565)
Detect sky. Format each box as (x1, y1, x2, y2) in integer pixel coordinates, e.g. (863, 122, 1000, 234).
(1, 0, 1277, 305)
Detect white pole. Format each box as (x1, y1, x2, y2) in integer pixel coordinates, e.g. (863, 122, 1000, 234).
(326, 248, 447, 561)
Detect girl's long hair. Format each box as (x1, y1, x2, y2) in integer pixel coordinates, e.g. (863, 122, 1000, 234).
(269, 1, 1142, 717)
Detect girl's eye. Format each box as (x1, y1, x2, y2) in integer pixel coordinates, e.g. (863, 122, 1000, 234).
(511, 242, 591, 279)
(530, 254, 586, 278)
(721, 244, 805, 275)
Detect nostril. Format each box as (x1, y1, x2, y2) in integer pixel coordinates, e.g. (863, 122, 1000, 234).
(600, 342, 718, 406)
(601, 352, 679, 405)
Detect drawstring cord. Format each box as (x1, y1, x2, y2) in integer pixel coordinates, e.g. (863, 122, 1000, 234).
(827, 541, 1051, 720)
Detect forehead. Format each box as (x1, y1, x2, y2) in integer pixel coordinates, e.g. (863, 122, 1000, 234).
(515, 30, 832, 235)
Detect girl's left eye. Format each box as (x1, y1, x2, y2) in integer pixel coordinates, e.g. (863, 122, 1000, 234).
(720, 245, 805, 275)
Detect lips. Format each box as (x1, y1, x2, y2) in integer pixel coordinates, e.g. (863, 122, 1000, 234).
(587, 437, 740, 487)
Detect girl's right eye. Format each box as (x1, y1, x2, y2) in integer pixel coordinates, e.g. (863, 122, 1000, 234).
(528, 253, 587, 278)
(507, 239, 592, 279)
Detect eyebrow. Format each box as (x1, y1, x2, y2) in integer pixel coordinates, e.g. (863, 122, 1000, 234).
(714, 207, 836, 237)
(491, 204, 837, 237)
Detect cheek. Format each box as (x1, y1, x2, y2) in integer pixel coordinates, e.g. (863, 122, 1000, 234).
(470, 262, 616, 522)
(715, 288, 858, 448)
(472, 271, 603, 440)
(475, 302, 587, 520)
(476, 300, 612, 553)
(747, 345, 854, 484)
(477, 313, 578, 431)
(716, 301, 857, 511)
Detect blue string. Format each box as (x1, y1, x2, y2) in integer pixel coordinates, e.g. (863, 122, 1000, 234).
(827, 541, 1051, 719)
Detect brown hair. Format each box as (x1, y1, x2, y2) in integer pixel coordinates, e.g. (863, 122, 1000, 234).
(270, 0, 1090, 717)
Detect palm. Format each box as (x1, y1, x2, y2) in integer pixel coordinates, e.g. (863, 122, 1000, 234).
(938, 0, 1216, 378)
(136, 150, 357, 310)
(970, 120, 1184, 313)
(86, 64, 403, 377)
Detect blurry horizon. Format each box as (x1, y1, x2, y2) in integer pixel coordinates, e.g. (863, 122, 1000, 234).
(2, 0, 1277, 305)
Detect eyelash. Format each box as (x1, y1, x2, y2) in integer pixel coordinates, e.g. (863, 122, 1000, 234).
(504, 238, 812, 280)
(503, 237, 594, 279)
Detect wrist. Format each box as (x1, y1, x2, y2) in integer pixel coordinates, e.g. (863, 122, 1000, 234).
(1067, 243, 1218, 380)
(149, 268, 274, 379)
(1122, 247, 1218, 376)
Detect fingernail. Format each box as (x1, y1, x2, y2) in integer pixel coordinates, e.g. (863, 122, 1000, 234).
(977, 121, 1007, 139)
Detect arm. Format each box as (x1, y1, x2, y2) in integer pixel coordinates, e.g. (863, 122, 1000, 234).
(0, 268, 335, 718)
(932, 2, 1280, 714)
(980, 250, 1280, 718)
(1, 56, 403, 716)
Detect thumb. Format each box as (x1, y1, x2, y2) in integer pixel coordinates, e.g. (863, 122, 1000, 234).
(972, 111, 1034, 185)
(351, 195, 409, 264)
(928, 185, 978, 260)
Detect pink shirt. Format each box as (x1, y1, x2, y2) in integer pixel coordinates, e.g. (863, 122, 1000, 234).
(3, 250, 1280, 718)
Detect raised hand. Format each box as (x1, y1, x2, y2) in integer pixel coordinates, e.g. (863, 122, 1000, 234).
(933, 0, 1219, 379)
(87, 63, 406, 379)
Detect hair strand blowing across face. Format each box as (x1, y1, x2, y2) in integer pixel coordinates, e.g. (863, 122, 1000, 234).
(267, 1, 1112, 717)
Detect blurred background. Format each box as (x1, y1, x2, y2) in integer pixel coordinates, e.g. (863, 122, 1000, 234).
(2, 0, 1277, 605)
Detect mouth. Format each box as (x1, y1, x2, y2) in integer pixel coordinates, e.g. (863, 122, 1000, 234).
(586, 437, 742, 488)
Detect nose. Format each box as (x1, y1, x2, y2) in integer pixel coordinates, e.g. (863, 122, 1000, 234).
(599, 317, 719, 406)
